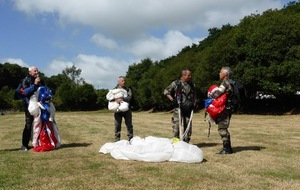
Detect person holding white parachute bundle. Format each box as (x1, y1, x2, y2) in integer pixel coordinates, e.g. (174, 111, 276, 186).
(107, 76, 133, 142)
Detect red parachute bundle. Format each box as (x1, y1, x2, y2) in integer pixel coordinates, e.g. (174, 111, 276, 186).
(205, 85, 227, 121)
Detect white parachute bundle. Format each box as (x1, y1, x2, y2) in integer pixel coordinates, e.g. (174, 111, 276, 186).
(99, 136, 204, 163)
(106, 89, 129, 112)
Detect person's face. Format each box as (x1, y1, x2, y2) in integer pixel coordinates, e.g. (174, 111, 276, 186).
(219, 69, 227, 80)
(118, 77, 126, 87)
(29, 67, 39, 78)
(182, 71, 192, 82)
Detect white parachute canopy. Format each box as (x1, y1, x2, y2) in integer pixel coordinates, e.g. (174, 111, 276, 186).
(99, 136, 204, 163)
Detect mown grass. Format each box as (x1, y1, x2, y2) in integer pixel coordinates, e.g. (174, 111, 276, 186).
(0, 110, 299, 190)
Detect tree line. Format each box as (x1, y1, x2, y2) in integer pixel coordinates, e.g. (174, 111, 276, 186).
(1, 1, 299, 114)
(0, 64, 108, 112)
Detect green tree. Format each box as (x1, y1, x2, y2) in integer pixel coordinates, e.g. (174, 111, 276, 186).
(54, 83, 76, 111)
(0, 63, 27, 89)
(96, 89, 109, 109)
(75, 83, 98, 110)
(45, 74, 71, 95)
(54, 65, 99, 111)
(62, 64, 84, 85)
(126, 58, 154, 109)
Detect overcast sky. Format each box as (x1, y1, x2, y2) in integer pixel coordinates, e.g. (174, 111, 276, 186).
(0, 0, 294, 89)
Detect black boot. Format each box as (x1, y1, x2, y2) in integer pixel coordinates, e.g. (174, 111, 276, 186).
(217, 140, 233, 154)
(183, 137, 190, 143)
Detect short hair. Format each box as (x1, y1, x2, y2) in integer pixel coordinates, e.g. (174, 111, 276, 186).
(222, 67, 231, 76)
(181, 69, 191, 76)
(28, 66, 37, 72)
(118, 76, 126, 83)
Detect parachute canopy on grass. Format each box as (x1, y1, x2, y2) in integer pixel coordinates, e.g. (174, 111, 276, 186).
(99, 136, 204, 163)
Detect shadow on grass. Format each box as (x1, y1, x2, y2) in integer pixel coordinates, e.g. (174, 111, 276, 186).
(0, 143, 92, 152)
(194, 142, 219, 148)
(0, 148, 24, 152)
(59, 143, 92, 149)
(193, 143, 266, 154)
(233, 146, 266, 153)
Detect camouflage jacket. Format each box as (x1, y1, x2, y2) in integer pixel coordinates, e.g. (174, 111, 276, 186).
(164, 79, 196, 105)
(212, 79, 233, 99)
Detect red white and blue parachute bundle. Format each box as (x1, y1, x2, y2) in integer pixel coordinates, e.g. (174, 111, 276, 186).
(28, 86, 61, 152)
(205, 85, 227, 122)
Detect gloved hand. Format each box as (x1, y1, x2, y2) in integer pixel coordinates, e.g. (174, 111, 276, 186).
(172, 98, 178, 106)
(171, 98, 179, 108)
(193, 102, 198, 111)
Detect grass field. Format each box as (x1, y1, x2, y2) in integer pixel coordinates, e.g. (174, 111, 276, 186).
(1, 110, 300, 190)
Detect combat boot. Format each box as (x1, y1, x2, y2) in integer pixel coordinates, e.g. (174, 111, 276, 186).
(217, 140, 233, 154)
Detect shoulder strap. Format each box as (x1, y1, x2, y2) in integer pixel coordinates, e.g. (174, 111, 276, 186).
(175, 80, 182, 94)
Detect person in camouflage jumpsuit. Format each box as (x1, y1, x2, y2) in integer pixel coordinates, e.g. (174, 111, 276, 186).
(211, 67, 234, 154)
(164, 69, 197, 143)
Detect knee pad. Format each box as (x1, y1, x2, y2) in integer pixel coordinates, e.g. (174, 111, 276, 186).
(218, 128, 230, 141)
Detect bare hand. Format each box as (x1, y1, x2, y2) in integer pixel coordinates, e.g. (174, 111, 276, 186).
(34, 77, 41, 85)
(115, 98, 123, 103)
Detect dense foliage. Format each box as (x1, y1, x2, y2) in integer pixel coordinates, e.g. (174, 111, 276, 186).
(0, 63, 105, 112)
(126, 1, 300, 113)
(1, 1, 299, 114)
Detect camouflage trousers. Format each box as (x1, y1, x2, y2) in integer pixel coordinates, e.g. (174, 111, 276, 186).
(216, 110, 232, 142)
(172, 108, 192, 142)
